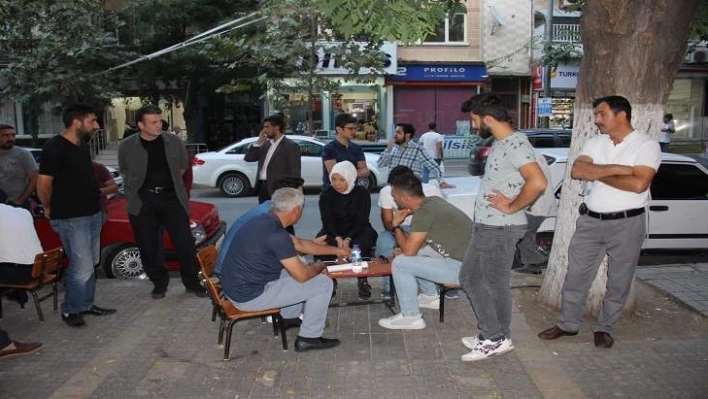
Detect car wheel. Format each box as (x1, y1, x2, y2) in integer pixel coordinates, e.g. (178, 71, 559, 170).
(358, 174, 377, 192)
(218, 172, 251, 197)
(104, 244, 147, 279)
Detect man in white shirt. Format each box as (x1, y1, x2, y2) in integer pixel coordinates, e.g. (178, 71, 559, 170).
(418, 123, 444, 183)
(538, 95, 661, 349)
(0, 189, 43, 284)
(376, 165, 443, 297)
(658, 113, 675, 152)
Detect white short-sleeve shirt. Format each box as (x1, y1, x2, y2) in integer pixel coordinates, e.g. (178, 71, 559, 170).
(0, 204, 43, 264)
(378, 183, 443, 226)
(581, 131, 661, 213)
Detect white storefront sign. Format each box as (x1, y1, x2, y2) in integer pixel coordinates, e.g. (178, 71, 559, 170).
(311, 42, 397, 75)
(549, 63, 580, 89)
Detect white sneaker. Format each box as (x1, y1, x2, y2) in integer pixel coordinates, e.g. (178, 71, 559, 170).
(461, 338, 514, 362)
(417, 293, 440, 310)
(461, 335, 482, 350)
(378, 313, 426, 330)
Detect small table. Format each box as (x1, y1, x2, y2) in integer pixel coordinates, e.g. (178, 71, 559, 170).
(324, 258, 397, 314)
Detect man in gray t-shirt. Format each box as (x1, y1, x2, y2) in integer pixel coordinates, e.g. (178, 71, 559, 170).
(458, 93, 547, 362)
(0, 125, 38, 206)
(377, 171, 472, 331)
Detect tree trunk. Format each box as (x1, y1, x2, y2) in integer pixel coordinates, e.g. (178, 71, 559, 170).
(540, 0, 697, 315)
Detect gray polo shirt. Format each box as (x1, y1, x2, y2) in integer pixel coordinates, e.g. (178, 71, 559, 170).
(474, 132, 535, 226)
(0, 146, 38, 201)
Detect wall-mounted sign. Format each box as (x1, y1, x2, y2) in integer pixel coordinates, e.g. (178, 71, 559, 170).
(387, 64, 487, 82)
(537, 98, 553, 117)
(549, 63, 580, 89)
(311, 42, 397, 75)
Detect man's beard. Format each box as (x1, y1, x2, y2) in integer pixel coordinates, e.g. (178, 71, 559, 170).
(478, 126, 493, 139)
(78, 128, 95, 143)
(0, 142, 14, 149)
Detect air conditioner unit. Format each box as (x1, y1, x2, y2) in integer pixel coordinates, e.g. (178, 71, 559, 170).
(559, 0, 580, 10)
(686, 49, 708, 63)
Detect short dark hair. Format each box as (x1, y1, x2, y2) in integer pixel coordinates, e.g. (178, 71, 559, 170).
(664, 113, 673, 120)
(460, 93, 510, 122)
(135, 105, 162, 123)
(387, 165, 415, 184)
(592, 95, 632, 121)
(428, 122, 436, 130)
(62, 104, 96, 128)
(263, 114, 285, 133)
(396, 123, 415, 137)
(335, 113, 357, 129)
(389, 171, 424, 197)
(0, 124, 15, 131)
(273, 177, 304, 190)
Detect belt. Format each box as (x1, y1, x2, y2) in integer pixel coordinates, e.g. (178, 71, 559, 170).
(142, 186, 175, 194)
(584, 207, 645, 220)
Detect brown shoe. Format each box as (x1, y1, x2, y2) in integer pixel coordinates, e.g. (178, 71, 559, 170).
(0, 341, 43, 360)
(593, 331, 614, 348)
(538, 326, 578, 340)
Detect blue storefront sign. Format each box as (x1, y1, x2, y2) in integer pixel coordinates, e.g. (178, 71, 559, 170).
(387, 64, 487, 82)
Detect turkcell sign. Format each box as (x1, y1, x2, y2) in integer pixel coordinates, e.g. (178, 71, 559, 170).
(310, 42, 397, 75)
(387, 64, 487, 81)
(537, 98, 553, 117)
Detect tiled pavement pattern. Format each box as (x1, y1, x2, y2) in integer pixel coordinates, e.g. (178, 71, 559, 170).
(636, 264, 708, 317)
(0, 269, 706, 398)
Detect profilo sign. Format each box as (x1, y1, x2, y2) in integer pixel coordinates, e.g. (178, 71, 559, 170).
(387, 64, 487, 82)
(310, 42, 397, 75)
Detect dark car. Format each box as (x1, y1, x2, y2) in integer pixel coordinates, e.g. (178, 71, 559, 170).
(467, 129, 572, 176)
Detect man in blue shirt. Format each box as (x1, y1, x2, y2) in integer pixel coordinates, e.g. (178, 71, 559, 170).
(221, 188, 347, 352)
(321, 113, 370, 190)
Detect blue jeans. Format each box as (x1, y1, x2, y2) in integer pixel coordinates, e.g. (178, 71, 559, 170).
(51, 212, 102, 314)
(231, 269, 333, 338)
(459, 223, 526, 341)
(392, 246, 461, 317)
(375, 225, 413, 295)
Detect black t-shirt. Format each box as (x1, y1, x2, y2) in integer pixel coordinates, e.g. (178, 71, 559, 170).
(140, 135, 173, 189)
(221, 212, 296, 303)
(39, 135, 100, 219)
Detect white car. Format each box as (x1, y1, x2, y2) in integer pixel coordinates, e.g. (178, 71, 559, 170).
(191, 135, 390, 197)
(444, 148, 708, 250)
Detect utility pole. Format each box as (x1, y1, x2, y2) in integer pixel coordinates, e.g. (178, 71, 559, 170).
(541, 0, 554, 128)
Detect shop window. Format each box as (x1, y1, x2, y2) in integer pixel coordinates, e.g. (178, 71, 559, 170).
(423, 13, 466, 44)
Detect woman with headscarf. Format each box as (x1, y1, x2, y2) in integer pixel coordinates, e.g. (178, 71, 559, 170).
(318, 161, 377, 298)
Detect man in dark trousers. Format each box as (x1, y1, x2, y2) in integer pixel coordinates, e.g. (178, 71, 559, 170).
(37, 104, 116, 328)
(118, 105, 204, 299)
(538, 96, 660, 349)
(244, 114, 301, 204)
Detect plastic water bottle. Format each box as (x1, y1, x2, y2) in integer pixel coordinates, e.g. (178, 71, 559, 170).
(351, 244, 362, 270)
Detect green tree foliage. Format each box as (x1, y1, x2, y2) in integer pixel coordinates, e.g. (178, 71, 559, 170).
(215, 0, 464, 128)
(0, 0, 129, 139)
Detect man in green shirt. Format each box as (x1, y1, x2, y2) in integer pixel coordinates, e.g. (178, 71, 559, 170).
(378, 172, 472, 330)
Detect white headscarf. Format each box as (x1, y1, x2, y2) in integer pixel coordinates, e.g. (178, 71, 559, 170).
(329, 161, 357, 195)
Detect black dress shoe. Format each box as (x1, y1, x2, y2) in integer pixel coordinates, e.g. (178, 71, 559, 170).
(61, 313, 87, 328)
(81, 305, 117, 316)
(294, 336, 341, 352)
(538, 326, 578, 340)
(594, 331, 614, 348)
(185, 287, 208, 298)
(151, 287, 166, 299)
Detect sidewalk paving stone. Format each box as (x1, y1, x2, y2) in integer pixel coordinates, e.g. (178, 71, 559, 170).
(0, 269, 706, 398)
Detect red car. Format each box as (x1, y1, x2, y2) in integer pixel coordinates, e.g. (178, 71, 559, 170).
(34, 196, 226, 279)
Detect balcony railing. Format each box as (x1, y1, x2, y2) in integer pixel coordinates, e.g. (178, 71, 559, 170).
(553, 23, 580, 43)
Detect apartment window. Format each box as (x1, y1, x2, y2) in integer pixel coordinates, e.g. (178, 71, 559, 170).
(424, 13, 466, 44)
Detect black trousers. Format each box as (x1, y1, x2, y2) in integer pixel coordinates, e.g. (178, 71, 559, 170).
(0, 325, 10, 350)
(257, 180, 270, 204)
(0, 263, 33, 284)
(128, 192, 199, 291)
